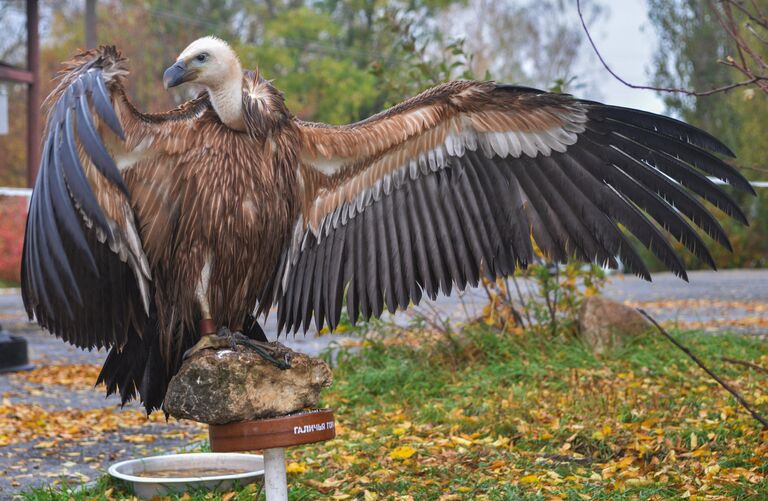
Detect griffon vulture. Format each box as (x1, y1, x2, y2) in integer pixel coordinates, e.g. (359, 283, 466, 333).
(21, 37, 753, 412)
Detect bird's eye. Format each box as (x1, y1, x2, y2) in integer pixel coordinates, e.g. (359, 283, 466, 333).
(196, 53, 208, 63)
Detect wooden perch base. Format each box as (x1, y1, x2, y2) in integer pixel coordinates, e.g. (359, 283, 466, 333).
(209, 408, 336, 452)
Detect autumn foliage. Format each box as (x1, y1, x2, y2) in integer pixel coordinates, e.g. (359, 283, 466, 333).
(0, 196, 26, 284)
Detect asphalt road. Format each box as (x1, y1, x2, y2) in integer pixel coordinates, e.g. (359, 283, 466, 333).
(0, 269, 766, 496)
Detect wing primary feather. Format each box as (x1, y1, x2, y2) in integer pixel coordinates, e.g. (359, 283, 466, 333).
(353, 209, 370, 321)
(441, 167, 478, 288)
(599, 130, 747, 226)
(325, 224, 347, 330)
(506, 162, 565, 264)
(461, 154, 512, 275)
(363, 204, 383, 318)
(75, 90, 129, 195)
(568, 147, 688, 278)
(598, 140, 732, 250)
(536, 155, 633, 269)
(390, 187, 419, 307)
(589, 115, 753, 194)
(482, 155, 533, 267)
(579, 138, 717, 269)
(382, 191, 408, 310)
(312, 236, 328, 332)
(300, 244, 318, 333)
(425, 172, 463, 293)
(322, 226, 337, 329)
(374, 197, 396, 313)
(453, 161, 497, 279)
(288, 242, 309, 333)
(50, 125, 99, 274)
(466, 150, 519, 273)
(551, 153, 650, 280)
(449, 163, 490, 283)
(62, 108, 111, 233)
(523, 157, 608, 263)
(413, 175, 452, 296)
(90, 70, 125, 139)
(26, 204, 55, 319)
(585, 102, 735, 157)
(39, 141, 82, 309)
(403, 181, 435, 300)
(344, 220, 359, 325)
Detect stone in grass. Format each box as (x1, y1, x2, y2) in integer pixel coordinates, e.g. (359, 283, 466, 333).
(578, 296, 653, 355)
(164, 342, 332, 424)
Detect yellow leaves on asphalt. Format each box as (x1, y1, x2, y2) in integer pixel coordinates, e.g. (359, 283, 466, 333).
(1, 366, 206, 451)
(15, 363, 103, 388)
(624, 299, 768, 331)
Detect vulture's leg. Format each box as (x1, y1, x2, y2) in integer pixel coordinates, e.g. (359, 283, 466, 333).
(182, 258, 290, 368)
(183, 257, 224, 358)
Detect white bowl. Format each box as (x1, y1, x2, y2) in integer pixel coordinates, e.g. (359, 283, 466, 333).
(108, 452, 264, 499)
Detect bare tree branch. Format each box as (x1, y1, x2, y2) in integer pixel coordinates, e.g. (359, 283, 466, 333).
(576, 0, 767, 97)
(721, 356, 768, 375)
(638, 309, 768, 430)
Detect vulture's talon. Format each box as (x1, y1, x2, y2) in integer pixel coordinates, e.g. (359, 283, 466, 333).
(216, 326, 244, 351)
(182, 334, 230, 360)
(235, 338, 292, 370)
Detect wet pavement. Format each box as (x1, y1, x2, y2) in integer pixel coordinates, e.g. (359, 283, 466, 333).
(0, 269, 766, 497)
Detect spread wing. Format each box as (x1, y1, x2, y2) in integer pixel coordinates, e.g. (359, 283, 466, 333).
(272, 81, 752, 333)
(21, 46, 208, 354)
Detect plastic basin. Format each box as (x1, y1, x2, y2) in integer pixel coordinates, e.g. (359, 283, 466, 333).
(108, 452, 264, 499)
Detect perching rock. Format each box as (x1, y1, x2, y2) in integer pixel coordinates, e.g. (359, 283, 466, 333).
(578, 296, 652, 355)
(164, 342, 332, 424)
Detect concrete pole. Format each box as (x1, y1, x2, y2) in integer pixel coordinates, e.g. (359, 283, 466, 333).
(263, 447, 288, 501)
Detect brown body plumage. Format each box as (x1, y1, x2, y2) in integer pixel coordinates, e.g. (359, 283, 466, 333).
(123, 74, 300, 343)
(22, 39, 753, 412)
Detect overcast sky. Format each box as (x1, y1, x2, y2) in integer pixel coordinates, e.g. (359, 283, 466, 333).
(576, 0, 667, 114)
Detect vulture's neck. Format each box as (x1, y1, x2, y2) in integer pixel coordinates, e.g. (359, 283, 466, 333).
(209, 74, 246, 131)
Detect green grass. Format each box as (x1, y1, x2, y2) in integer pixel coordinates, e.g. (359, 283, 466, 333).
(19, 324, 768, 500)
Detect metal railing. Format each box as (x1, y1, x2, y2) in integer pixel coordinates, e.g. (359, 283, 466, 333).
(1, 178, 767, 201)
(0, 187, 33, 198)
(0, 178, 764, 283)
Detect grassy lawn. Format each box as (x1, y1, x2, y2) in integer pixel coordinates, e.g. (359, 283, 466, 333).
(20, 325, 768, 500)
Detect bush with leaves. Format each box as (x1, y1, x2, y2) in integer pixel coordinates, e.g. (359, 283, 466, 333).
(481, 262, 607, 338)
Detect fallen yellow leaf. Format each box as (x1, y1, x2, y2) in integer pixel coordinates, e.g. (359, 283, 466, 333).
(389, 446, 417, 460)
(286, 461, 307, 474)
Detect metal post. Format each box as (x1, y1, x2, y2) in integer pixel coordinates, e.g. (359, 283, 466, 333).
(263, 447, 288, 501)
(26, 0, 40, 188)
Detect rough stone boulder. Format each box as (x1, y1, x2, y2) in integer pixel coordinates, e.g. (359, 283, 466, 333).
(578, 296, 653, 355)
(164, 342, 333, 424)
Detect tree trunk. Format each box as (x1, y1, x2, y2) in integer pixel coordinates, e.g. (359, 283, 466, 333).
(85, 0, 97, 48)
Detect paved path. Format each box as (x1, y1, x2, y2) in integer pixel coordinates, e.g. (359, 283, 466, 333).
(0, 269, 766, 496)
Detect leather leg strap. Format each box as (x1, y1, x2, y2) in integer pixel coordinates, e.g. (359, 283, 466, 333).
(200, 318, 217, 337)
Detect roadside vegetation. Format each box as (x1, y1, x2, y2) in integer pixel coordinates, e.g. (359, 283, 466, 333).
(19, 317, 768, 499)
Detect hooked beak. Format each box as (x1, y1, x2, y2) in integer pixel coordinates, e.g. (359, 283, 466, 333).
(163, 60, 190, 89)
